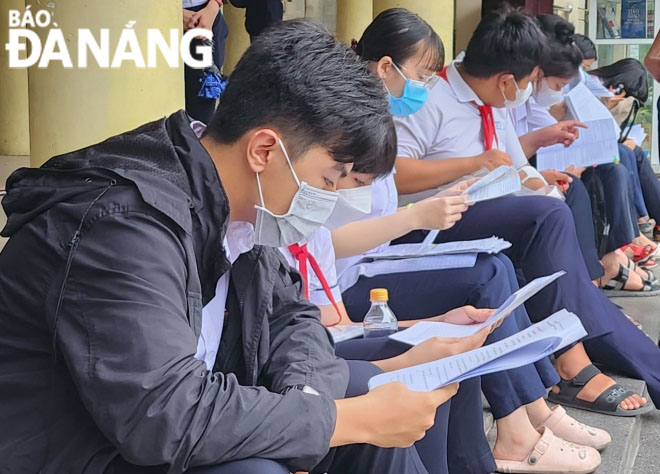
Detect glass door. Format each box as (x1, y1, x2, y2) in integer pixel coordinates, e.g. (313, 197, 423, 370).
(589, 0, 659, 169)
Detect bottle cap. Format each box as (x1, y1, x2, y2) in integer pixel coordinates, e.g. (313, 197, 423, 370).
(369, 288, 389, 302)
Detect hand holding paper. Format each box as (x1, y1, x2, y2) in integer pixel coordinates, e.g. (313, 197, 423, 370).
(462, 166, 521, 203)
(369, 309, 586, 392)
(389, 270, 566, 345)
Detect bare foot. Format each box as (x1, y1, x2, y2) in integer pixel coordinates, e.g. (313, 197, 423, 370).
(633, 234, 658, 250)
(555, 345, 647, 411)
(493, 407, 542, 461)
(601, 251, 646, 290)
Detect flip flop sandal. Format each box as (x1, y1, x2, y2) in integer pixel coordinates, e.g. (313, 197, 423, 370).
(640, 220, 656, 238)
(547, 365, 654, 417)
(625, 257, 658, 285)
(495, 427, 601, 474)
(622, 244, 657, 266)
(639, 258, 658, 269)
(602, 263, 660, 295)
(536, 405, 611, 451)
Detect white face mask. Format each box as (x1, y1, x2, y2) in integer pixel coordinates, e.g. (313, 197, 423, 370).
(533, 78, 564, 107)
(323, 184, 373, 230)
(254, 139, 339, 247)
(501, 77, 533, 109)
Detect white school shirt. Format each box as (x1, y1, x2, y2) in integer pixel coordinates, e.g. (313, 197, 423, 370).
(189, 119, 256, 370)
(183, 0, 208, 8)
(510, 97, 558, 137)
(195, 221, 255, 370)
(279, 227, 342, 306)
(395, 55, 529, 205)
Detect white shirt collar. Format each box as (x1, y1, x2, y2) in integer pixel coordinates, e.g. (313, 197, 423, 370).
(447, 54, 485, 106)
(225, 221, 255, 264)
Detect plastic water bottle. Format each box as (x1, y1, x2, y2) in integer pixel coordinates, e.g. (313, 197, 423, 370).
(363, 288, 398, 338)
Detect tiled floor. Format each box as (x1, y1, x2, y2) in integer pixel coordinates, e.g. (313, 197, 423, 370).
(0, 155, 30, 250)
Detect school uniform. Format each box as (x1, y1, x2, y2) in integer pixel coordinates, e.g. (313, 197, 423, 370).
(394, 57, 660, 407)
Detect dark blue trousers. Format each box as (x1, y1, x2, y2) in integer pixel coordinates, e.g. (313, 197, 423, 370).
(633, 145, 660, 223)
(619, 144, 649, 219)
(389, 194, 660, 406)
(563, 176, 604, 280)
(336, 340, 496, 474)
(341, 253, 559, 419)
(582, 162, 638, 253)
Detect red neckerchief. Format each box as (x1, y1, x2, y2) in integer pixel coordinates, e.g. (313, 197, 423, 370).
(288, 243, 342, 327)
(438, 66, 499, 151)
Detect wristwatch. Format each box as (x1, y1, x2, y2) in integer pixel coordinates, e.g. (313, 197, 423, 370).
(281, 384, 320, 396)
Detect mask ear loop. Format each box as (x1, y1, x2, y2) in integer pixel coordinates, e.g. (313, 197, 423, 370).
(278, 138, 301, 187)
(255, 173, 267, 208)
(255, 138, 300, 209)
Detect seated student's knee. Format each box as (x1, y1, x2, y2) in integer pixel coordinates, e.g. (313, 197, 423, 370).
(187, 459, 289, 474)
(473, 253, 511, 287)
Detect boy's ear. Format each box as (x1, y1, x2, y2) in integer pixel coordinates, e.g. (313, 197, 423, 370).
(246, 129, 280, 174)
(496, 72, 515, 93)
(375, 56, 394, 80)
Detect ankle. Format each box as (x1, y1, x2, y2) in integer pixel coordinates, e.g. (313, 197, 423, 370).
(555, 356, 584, 381)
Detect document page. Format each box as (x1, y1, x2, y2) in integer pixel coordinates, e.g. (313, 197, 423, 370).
(627, 124, 647, 146)
(389, 271, 566, 344)
(536, 119, 620, 171)
(463, 166, 521, 203)
(366, 236, 512, 261)
(564, 83, 620, 136)
(369, 309, 586, 391)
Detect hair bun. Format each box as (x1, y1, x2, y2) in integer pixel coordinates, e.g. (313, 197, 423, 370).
(554, 21, 575, 45)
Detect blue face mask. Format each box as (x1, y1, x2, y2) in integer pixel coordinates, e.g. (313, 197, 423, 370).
(387, 63, 429, 116)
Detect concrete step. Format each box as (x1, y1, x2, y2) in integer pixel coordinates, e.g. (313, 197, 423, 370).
(631, 405, 660, 474)
(610, 295, 660, 346)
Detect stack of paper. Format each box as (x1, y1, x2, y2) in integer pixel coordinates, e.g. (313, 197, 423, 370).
(388, 271, 566, 343)
(360, 236, 512, 262)
(627, 124, 647, 146)
(462, 166, 521, 203)
(536, 119, 620, 171)
(327, 325, 365, 343)
(368, 309, 586, 391)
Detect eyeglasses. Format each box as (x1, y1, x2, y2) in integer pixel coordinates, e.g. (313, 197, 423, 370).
(393, 63, 440, 90)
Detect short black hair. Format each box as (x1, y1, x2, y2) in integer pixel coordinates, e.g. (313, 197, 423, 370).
(205, 19, 396, 178)
(356, 8, 445, 72)
(574, 34, 597, 61)
(589, 58, 649, 102)
(463, 8, 548, 81)
(537, 14, 583, 79)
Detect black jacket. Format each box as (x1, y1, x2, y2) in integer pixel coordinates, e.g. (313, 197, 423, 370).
(0, 111, 348, 474)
